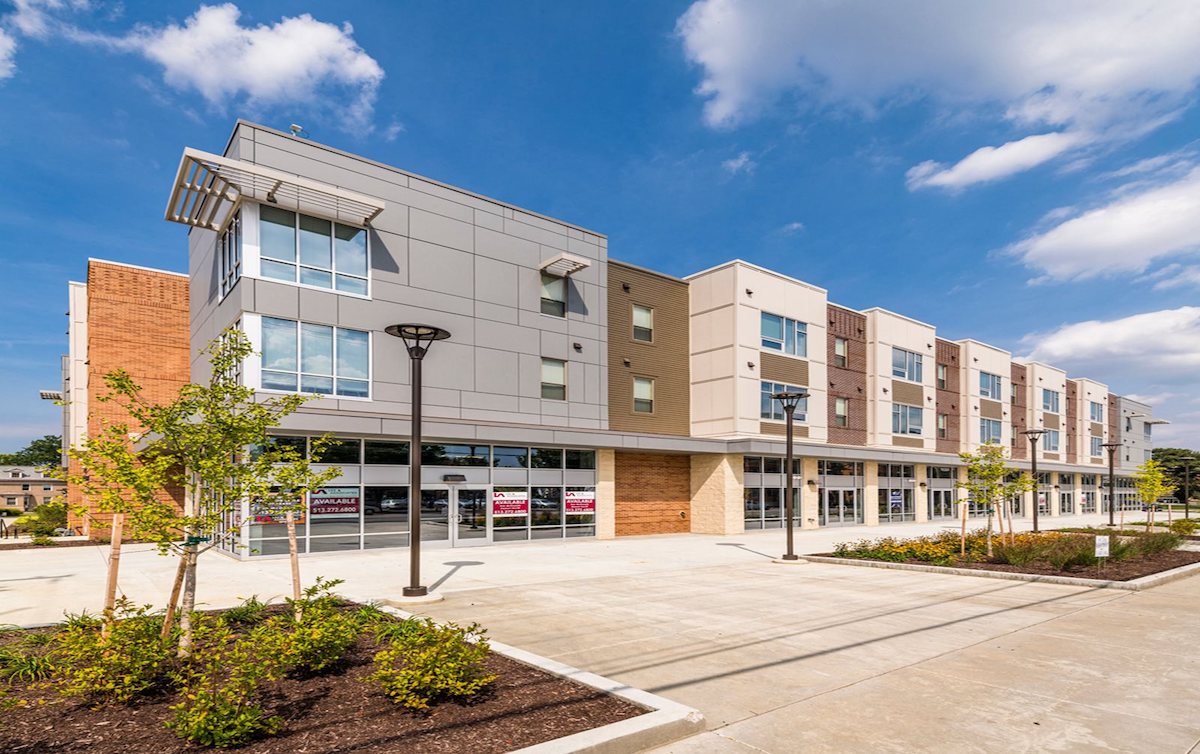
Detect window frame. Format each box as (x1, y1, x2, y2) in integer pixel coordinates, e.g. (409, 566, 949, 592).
(980, 372, 1002, 399)
(632, 376, 655, 413)
(834, 396, 849, 427)
(1088, 401, 1104, 422)
(1042, 389, 1060, 413)
(760, 312, 807, 357)
(980, 418, 1002, 444)
(218, 209, 242, 299)
(256, 203, 371, 298)
(891, 403, 923, 435)
(937, 413, 947, 439)
(1043, 429, 1061, 452)
(540, 273, 566, 318)
(891, 347, 923, 383)
(541, 357, 567, 401)
(632, 304, 654, 343)
(760, 381, 808, 422)
(833, 337, 848, 368)
(257, 316, 371, 400)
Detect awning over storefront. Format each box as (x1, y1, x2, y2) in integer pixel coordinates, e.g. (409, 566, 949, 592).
(164, 148, 386, 232)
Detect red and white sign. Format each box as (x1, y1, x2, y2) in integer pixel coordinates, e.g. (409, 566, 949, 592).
(492, 490, 529, 517)
(311, 487, 360, 515)
(565, 489, 596, 514)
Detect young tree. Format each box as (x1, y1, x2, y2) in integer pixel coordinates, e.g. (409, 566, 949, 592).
(65, 329, 340, 652)
(1134, 459, 1175, 529)
(958, 444, 1035, 557)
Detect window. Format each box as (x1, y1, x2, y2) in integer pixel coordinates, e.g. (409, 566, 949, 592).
(531, 448, 564, 468)
(42, 485, 52, 491)
(819, 460, 863, 476)
(540, 273, 566, 317)
(833, 337, 848, 368)
(937, 413, 947, 439)
(892, 404, 922, 435)
(936, 364, 947, 389)
(1090, 436, 1103, 457)
(980, 418, 1002, 444)
(4, 497, 15, 505)
(319, 439, 361, 464)
(760, 382, 808, 422)
(492, 446, 530, 468)
(632, 305, 653, 342)
(891, 347, 923, 382)
(421, 444, 490, 466)
(260, 317, 370, 398)
(42, 496, 52, 504)
(1089, 401, 1104, 422)
(760, 312, 807, 356)
(364, 441, 409, 465)
(633, 377, 654, 413)
(541, 358, 566, 400)
(1043, 429, 1060, 452)
(565, 450, 596, 470)
(980, 372, 1002, 399)
(1144, 423, 1153, 439)
(834, 397, 849, 427)
(259, 206, 368, 295)
(1042, 389, 1060, 413)
(219, 210, 242, 297)
(20, 484, 29, 491)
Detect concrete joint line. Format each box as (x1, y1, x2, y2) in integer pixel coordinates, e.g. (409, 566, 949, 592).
(354, 597, 706, 753)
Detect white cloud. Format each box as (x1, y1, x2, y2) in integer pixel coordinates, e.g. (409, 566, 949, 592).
(1151, 265, 1200, 291)
(76, 4, 384, 130)
(779, 221, 804, 234)
(0, 28, 15, 79)
(1008, 165, 1200, 281)
(906, 131, 1086, 191)
(382, 120, 404, 142)
(676, 0, 1200, 185)
(7, 0, 88, 39)
(722, 151, 755, 174)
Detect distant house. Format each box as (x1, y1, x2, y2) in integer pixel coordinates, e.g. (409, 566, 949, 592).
(0, 466, 65, 515)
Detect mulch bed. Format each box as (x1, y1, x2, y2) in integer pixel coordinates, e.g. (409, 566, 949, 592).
(0, 540, 99, 551)
(818, 549, 1200, 582)
(0, 616, 646, 753)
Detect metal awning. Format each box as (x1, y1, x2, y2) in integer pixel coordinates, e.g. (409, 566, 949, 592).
(164, 147, 386, 232)
(540, 252, 591, 277)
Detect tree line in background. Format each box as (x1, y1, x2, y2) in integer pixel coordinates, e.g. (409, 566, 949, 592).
(0, 435, 62, 468)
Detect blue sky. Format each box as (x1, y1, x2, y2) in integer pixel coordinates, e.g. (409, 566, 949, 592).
(2, 0, 1199, 451)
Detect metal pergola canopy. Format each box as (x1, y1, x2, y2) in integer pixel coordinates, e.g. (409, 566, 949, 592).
(165, 148, 386, 232)
(540, 252, 592, 277)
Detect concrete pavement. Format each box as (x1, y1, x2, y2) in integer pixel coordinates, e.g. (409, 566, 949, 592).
(3, 512, 1198, 752)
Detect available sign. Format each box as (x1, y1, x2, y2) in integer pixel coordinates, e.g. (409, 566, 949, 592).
(492, 490, 529, 517)
(565, 489, 596, 514)
(1095, 535, 1110, 558)
(310, 487, 360, 515)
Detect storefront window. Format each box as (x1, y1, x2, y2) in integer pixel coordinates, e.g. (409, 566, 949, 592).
(318, 439, 361, 464)
(531, 448, 564, 468)
(422, 444, 490, 466)
(364, 441, 408, 465)
(531, 487, 563, 538)
(493, 446, 530, 468)
(565, 450, 596, 470)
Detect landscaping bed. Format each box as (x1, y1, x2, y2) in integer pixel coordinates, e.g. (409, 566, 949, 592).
(0, 589, 645, 753)
(0, 538, 97, 551)
(823, 530, 1200, 582)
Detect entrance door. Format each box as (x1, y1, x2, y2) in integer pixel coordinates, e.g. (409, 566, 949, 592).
(451, 487, 490, 547)
(822, 489, 860, 526)
(929, 490, 955, 519)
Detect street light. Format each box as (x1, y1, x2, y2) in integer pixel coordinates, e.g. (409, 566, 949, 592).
(385, 323, 451, 598)
(1102, 442, 1121, 527)
(773, 389, 809, 561)
(1022, 429, 1046, 533)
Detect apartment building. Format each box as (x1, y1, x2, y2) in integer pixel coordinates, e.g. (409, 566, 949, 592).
(62, 121, 1160, 556)
(0, 467, 65, 516)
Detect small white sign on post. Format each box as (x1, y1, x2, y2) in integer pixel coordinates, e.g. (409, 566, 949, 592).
(1095, 535, 1110, 558)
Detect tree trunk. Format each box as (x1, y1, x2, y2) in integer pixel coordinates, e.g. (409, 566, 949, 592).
(1006, 499, 1016, 545)
(986, 510, 994, 558)
(177, 546, 198, 658)
(286, 510, 302, 621)
(101, 513, 125, 640)
(160, 553, 188, 642)
(960, 500, 967, 556)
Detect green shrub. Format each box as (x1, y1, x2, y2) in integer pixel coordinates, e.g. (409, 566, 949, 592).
(221, 596, 269, 626)
(992, 539, 1043, 567)
(1107, 535, 1136, 561)
(1044, 537, 1097, 571)
(263, 577, 358, 675)
(1169, 519, 1200, 535)
(369, 618, 495, 710)
(0, 647, 54, 683)
(168, 620, 282, 748)
(50, 599, 173, 703)
(1133, 531, 1181, 557)
(30, 535, 56, 547)
(14, 500, 67, 537)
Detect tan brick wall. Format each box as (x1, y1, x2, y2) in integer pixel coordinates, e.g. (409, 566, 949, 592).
(615, 452, 691, 535)
(935, 339, 962, 454)
(607, 261, 690, 436)
(69, 261, 190, 534)
(689, 453, 743, 535)
(1011, 363, 1028, 459)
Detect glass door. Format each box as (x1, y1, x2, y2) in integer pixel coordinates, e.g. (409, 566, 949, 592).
(929, 490, 955, 519)
(451, 487, 490, 546)
(822, 489, 861, 526)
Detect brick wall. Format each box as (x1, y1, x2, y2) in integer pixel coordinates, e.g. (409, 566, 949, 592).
(1011, 363, 1028, 459)
(614, 452, 691, 535)
(1065, 379, 1080, 463)
(69, 261, 190, 533)
(826, 305, 867, 446)
(935, 339, 962, 453)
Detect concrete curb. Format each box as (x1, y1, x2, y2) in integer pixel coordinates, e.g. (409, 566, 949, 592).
(801, 555, 1200, 591)
(369, 602, 705, 753)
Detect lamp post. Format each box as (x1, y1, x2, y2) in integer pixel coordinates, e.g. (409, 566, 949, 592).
(1102, 442, 1120, 527)
(1022, 429, 1046, 533)
(773, 390, 809, 561)
(385, 323, 451, 598)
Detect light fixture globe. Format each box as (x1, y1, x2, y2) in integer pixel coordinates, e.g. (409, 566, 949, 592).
(385, 323, 451, 352)
(772, 389, 809, 411)
(1021, 428, 1047, 438)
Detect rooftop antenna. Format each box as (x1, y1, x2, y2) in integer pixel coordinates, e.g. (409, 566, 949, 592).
(289, 123, 308, 138)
